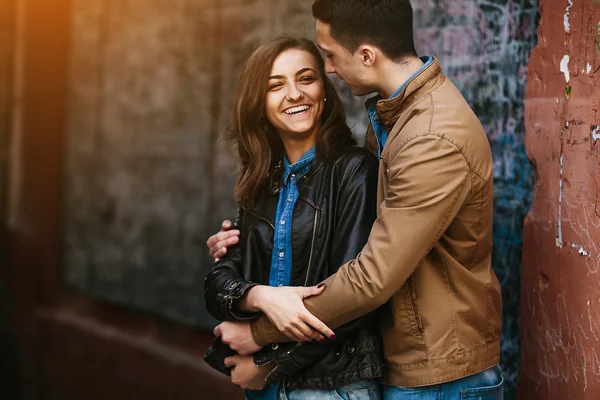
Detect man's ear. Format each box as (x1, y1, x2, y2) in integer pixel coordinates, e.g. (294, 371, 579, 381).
(358, 45, 376, 67)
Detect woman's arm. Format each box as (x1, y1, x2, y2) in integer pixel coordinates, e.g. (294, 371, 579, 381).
(204, 207, 260, 321)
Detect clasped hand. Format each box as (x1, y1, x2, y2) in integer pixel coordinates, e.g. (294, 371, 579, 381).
(248, 285, 335, 342)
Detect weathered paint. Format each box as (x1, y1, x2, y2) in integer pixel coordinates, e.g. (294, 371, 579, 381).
(521, 0, 600, 397)
(592, 125, 600, 142)
(564, 0, 574, 32)
(560, 54, 571, 82)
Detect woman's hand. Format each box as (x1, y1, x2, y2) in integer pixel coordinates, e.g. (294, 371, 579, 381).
(224, 354, 271, 390)
(246, 285, 335, 342)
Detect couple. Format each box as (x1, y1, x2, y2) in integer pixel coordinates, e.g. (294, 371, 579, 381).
(205, 1, 504, 399)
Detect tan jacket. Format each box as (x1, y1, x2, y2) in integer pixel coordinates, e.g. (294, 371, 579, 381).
(251, 57, 502, 387)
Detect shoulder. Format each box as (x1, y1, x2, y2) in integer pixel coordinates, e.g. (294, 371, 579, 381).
(329, 146, 378, 187)
(332, 146, 376, 168)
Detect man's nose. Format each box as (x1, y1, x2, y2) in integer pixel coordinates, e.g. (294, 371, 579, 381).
(325, 59, 335, 74)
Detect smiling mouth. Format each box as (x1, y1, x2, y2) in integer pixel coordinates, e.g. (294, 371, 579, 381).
(284, 105, 310, 115)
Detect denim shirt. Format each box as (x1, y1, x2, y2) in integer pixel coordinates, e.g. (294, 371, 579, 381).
(246, 146, 316, 400)
(367, 56, 434, 159)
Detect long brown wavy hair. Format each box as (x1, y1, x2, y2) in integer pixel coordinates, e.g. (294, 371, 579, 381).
(226, 36, 355, 206)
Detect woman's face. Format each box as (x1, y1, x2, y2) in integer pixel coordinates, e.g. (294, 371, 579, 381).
(265, 49, 326, 143)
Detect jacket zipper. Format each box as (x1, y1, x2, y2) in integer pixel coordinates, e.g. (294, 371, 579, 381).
(303, 210, 319, 286)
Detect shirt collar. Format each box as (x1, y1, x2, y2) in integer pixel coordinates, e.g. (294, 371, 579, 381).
(283, 146, 316, 183)
(371, 56, 434, 106)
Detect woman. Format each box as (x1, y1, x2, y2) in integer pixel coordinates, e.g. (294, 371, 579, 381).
(204, 37, 384, 400)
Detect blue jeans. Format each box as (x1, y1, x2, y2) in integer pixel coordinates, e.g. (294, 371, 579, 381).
(276, 380, 382, 400)
(383, 365, 504, 399)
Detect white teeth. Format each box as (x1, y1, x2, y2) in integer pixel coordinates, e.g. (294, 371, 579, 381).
(284, 105, 310, 115)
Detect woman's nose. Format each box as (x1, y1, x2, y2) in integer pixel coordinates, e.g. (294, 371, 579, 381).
(286, 84, 304, 101)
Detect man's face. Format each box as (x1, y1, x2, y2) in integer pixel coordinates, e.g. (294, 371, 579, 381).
(316, 20, 373, 96)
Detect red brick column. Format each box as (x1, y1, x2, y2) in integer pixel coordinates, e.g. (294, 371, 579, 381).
(521, 0, 600, 398)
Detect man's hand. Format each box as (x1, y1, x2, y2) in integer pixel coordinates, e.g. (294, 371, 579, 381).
(214, 321, 262, 355)
(246, 285, 334, 342)
(206, 220, 241, 261)
(224, 354, 270, 390)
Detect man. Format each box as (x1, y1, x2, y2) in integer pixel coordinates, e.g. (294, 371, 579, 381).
(207, 0, 504, 397)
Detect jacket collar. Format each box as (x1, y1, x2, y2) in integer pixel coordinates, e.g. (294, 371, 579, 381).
(364, 56, 444, 134)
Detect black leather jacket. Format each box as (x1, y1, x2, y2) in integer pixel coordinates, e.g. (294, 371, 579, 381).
(204, 146, 385, 389)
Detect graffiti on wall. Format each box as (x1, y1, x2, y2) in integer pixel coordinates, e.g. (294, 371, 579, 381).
(410, 1, 538, 397)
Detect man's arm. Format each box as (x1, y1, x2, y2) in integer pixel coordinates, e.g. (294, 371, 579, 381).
(251, 136, 473, 345)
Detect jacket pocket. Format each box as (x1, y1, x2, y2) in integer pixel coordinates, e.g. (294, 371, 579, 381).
(400, 278, 424, 337)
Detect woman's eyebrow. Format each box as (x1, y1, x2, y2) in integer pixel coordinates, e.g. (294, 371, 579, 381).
(296, 67, 316, 75)
(268, 68, 316, 80)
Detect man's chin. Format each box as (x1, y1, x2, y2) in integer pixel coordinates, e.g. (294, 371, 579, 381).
(349, 86, 375, 97)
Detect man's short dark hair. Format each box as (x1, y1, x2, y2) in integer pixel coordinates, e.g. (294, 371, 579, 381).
(312, 0, 417, 61)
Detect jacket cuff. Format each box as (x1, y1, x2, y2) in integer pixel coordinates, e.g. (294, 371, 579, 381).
(250, 314, 287, 346)
(217, 281, 260, 321)
(228, 282, 260, 320)
(264, 343, 304, 384)
(253, 347, 274, 367)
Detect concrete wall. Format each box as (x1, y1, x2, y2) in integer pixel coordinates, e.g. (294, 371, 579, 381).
(521, 0, 600, 398)
(62, 0, 323, 330)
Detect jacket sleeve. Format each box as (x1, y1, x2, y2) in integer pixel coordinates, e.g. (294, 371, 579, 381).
(252, 153, 381, 383)
(204, 206, 260, 322)
(251, 136, 472, 345)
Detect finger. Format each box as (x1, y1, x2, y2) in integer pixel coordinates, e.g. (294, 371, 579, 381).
(301, 312, 335, 339)
(308, 330, 324, 342)
(209, 233, 240, 258)
(211, 235, 240, 256)
(221, 220, 233, 230)
(300, 283, 326, 299)
(286, 325, 310, 342)
(212, 247, 226, 261)
(213, 324, 222, 337)
(224, 355, 240, 368)
(207, 229, 240, 252)
(293, 320, 319, 342)
(280, 327, 303, 342)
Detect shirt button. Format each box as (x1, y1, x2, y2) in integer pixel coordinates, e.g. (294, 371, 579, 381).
(279, 252, 284, 257)
(287, 198, 292, 202)
(291, 174, 296, 178)
(278, 283, 283, 287)
(280, 220, 285, 225)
